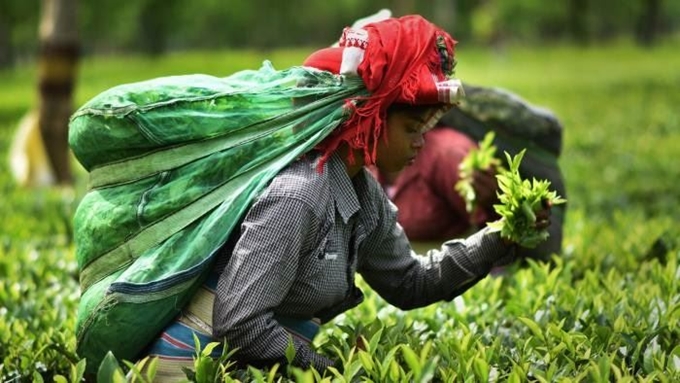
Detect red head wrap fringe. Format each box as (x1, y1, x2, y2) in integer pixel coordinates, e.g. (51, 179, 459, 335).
(303, 15, 462, 169)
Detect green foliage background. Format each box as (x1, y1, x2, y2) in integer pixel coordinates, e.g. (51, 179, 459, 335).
(1, 41, 679, 381)
(2, 0, 680, 62)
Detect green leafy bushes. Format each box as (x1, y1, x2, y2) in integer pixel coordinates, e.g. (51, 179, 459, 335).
(2, 44, 680, 382)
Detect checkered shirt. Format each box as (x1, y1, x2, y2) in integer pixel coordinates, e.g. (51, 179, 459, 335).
(212, 152, 512, 370)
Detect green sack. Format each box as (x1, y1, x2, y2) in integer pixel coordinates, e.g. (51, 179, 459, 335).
(441, 83, 567, 259)
(69, 61, 366, 373)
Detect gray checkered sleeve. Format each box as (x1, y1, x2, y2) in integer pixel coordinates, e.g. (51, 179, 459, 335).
(358, 189, 513, 309)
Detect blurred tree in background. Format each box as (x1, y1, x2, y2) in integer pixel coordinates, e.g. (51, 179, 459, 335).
(0, 0, 677, 67)
(37, 0, 79, 184)
(0, 0, 40, 67)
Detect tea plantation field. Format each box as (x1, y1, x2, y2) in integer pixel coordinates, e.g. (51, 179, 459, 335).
(1, 42, 679, 382)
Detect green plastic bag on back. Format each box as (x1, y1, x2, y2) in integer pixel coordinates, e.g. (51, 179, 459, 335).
(68, 61, 366, 373)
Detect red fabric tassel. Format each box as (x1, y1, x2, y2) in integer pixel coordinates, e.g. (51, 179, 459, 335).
(305, 15, 458, 171)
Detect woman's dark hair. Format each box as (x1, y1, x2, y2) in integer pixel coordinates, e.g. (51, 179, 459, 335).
(387, 103, 441, 116)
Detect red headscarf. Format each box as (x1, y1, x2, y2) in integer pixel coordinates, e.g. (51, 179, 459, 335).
(303, 15, 463, 168)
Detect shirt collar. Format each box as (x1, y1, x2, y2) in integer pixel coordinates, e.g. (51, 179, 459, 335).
(326, 153, 361, 224)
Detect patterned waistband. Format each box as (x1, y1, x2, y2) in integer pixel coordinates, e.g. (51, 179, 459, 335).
(146, 320, 223, 359)
(145, 273, 320, 359)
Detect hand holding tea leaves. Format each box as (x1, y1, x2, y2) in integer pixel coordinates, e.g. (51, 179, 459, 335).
(455, 132, 501, 213)
(487, 149, 566, 248)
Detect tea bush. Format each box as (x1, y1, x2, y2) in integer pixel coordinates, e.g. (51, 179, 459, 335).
(1, 43, 678, 382)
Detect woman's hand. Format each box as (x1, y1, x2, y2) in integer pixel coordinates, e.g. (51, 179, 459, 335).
(471, 168, 499, 210)
(533, 198, 552, 231)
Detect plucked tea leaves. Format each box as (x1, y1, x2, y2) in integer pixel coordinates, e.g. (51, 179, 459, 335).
(455, 131, 501, 212)
(487, 149, 566, 248)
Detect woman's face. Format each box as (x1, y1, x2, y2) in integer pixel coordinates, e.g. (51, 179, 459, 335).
(374, 107, 434, 172)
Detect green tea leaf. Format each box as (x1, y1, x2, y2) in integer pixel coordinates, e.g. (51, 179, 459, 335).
(201, 341, 221, 358)
(401, 345, 421, 377)
(455, 131, 502, 212)
(358, 349, 375, 373)
(32, 371, 45, 383)
(145, 356, 159, 383)
(96, 352, 125, 383)
(518, 316, 545, 342)
(487, 149, 566, 247)
(285, 335, 297, 365)
(73, 358, 87, 383)
(473, 357, 489, 382)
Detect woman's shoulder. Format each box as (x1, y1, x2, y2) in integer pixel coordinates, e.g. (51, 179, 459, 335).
(264, 155, 333, 209)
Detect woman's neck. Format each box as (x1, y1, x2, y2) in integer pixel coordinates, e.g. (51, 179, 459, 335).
(336, 145, 365, 178)
(381, 170, 400, 185)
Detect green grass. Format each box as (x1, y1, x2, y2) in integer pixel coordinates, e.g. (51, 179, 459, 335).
(1, 41, 679, 381)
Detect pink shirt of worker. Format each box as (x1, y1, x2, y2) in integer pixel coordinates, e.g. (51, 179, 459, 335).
(371, 127, 492, 241)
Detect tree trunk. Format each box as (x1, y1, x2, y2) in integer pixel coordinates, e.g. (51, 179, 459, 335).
(568, 0, 590, 44)
(636, 0, 662, 46)
(137, 0, 179, 55)
(38, 0, 79, 184)
(431, 0, 456, 34)
(391, 0, 416, 16)
(0, 17, 12, 68)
